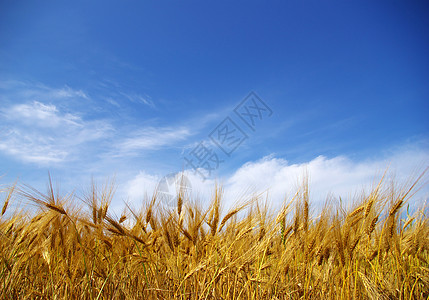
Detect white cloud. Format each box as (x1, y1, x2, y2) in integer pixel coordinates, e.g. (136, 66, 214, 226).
(0, 80, 193, 165)
(123, 169, 217, 211)
(5, 101, 81, 128)
(0, 80, 88, 101)
(125, 171, 160, 199)
(117, 127, 191, 154)
(0, 128, 69, 164)
(0, 80, 118, 165)
(105, 97, 121, 107)
(48, 86, 88, 99)
(124, 144, 429, 211)
(0, 101, 113, 165)
(225, 146, 429, 209)
(119, 91, 155, 108)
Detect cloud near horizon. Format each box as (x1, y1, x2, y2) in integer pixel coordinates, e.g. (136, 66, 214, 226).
(125, 143, 429, 211)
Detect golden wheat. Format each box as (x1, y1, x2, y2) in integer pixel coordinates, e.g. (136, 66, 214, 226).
(0, 173, 428, 299)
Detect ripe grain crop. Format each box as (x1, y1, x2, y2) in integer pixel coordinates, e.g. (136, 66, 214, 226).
(0, 171, 428, 299)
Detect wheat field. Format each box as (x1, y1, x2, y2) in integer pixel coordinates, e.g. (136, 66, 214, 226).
(0, 172, 428, 299)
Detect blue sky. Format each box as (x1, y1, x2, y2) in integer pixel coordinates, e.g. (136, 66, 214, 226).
(1, 1, 428, 211)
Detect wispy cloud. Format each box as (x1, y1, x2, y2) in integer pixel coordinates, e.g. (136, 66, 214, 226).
(119, 91, 155, 108)
(93, 79, 156, 108)
(0, 80, 88, 101)
(0, 128, 69, 164)
(0, 79, 196, 166)
(48, 85, 88, 99)
(116, 126, 191, 156)
(0, 100, 113, 165)
(4, 101, 81, 128)
(104, 97, 121, 108)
